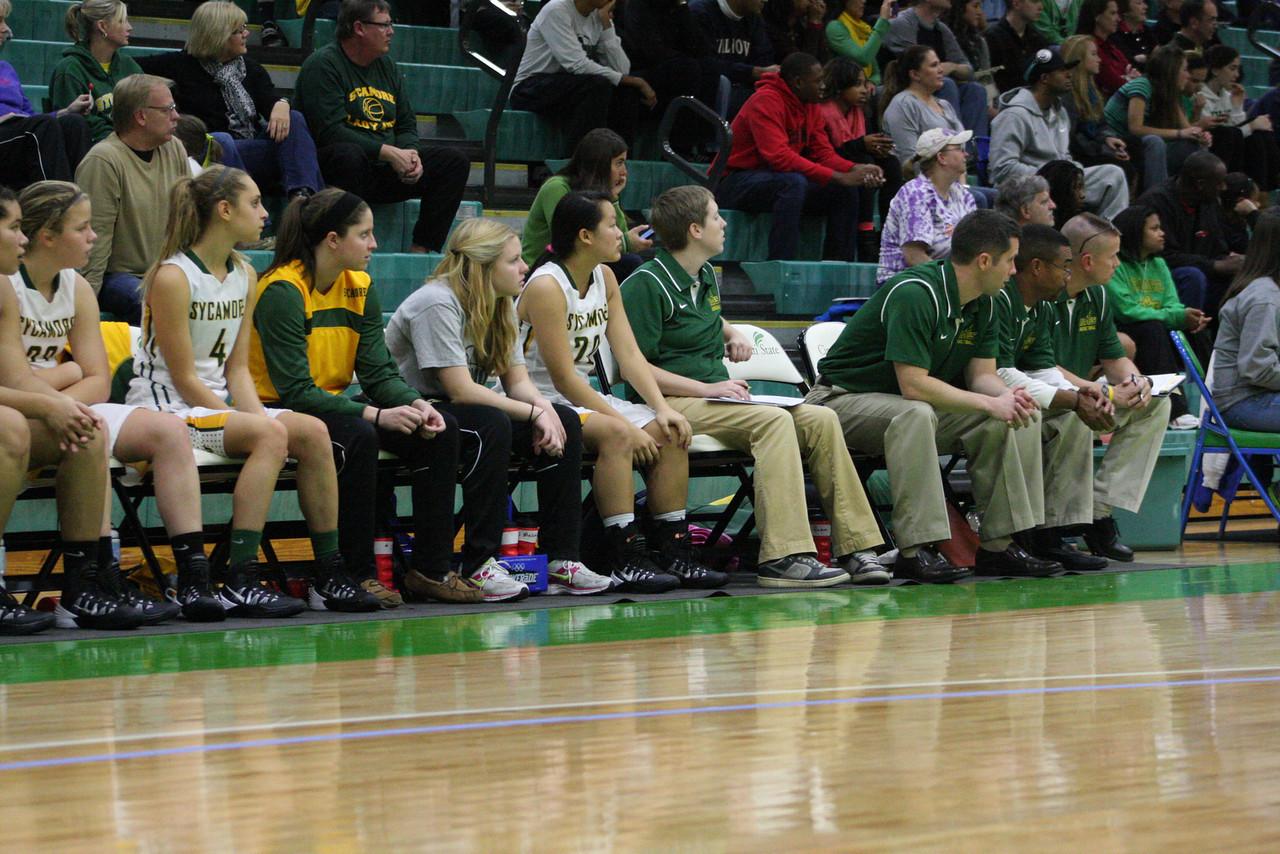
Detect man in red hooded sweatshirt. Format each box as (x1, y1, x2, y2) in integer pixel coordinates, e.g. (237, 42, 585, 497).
(715, 51, 883, 261)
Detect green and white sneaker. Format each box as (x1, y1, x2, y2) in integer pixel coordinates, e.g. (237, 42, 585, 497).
(546, 560, 611, 595)
(467, 558, 530, 602)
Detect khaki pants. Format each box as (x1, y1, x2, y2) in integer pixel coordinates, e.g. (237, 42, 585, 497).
(1095, 396, 1171, 514)
(666, 398, 883, 562)
(1041, 411, 1095, 529)
(804, 386, 1044, 550)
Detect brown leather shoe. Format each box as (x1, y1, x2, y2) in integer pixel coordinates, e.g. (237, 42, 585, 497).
(403, 569, 484, 604)
(360, 578, 404, 609)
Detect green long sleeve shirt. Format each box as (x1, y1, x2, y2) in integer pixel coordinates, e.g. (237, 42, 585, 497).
(521, 175, 630, 266)
(825, 15, 891, 84)
(1106, 256, 1187, 330)
(293, 42, 419, 160)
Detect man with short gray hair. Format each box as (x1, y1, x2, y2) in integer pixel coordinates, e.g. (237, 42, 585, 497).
(995, 174, 1056, 225)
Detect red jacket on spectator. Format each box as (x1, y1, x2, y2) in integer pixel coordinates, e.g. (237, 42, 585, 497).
(1095, 35, 1132, 98)
(724, 72, 852, 185)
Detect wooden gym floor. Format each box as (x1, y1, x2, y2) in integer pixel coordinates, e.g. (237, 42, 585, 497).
(1, 535, 1279, 850)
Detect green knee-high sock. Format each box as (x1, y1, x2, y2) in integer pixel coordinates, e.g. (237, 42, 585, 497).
(228, 529, 263, 567)
(311, 529, 340, 560)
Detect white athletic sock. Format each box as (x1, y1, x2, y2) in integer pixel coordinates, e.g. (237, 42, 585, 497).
(603, 513, 635, 529)
(652, 509, 686, 523)
(1094, 503, 1113, 520)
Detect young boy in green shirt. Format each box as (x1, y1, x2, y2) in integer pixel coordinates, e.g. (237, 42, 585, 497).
(620, 185, 886, 588)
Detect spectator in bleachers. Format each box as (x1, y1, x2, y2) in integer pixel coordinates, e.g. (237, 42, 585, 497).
(620, 184, 888, 588)
(249, 189, 517, 605)
(990, 46, 1129, 220)
(1106, 204, 1209, 424)
(1032, 0, 1081, 43)
(618, 0, 723, 154)
(877, 127, 976, 283)
(984, 0, 1049, 95)
(511, 0, 655, 148)
(49, 0, 142, 144)
(1105, 44, 1209, 192)
(820, 57, 903, 258)
(947, 0, 994, 90)
(520, 128, 652, 276)
(0, 1, 92, 191)
(0, 185, 131, 632)
(995, 173, 1056, 224)
(885, 0, 990, 136)
(826, 0, 894, 85)
(1061, 36, 1137, 185)
(384, 218, 612, 598)
(1171, 0, 1221, 52)
(807, 209, 1063, 580)
(1202, 45, 1278, 191)
(689, 0, 777, 119)
(1051, 212, 1170, 560)
(1221, 171, 1262, 254)
(762, 0, 829, 63)
(1138, 149, 1241, 313)
(1038, 159, 1086, 227)
(881, 45, 966, 166)
(516, 191, 727, 592)
(1111, 0, 1158, 71)
(295, 0, 469, 253)
(1152, 0, 1182, 46)
(1076, 0, 1135, 97)
(75, 73, 188, 324)
(993, 224, 1111, 569)
(138, 2, 323, 202)
(717, 52, 883, 261)
(1211, 210, 1280, 432)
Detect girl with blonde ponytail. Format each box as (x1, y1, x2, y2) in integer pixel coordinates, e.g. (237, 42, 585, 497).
(49, 0, 142, 142)
(384, 218, 610, 596)
(127, 166, 381, 619)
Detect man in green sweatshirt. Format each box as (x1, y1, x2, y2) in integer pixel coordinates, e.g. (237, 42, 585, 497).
(293, 0, 469, 252)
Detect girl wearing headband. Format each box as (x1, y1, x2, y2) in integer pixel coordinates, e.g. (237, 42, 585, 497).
(385, 218, 611, 597)
(248, 190, 525, 604)
(127, 166, 381, 619)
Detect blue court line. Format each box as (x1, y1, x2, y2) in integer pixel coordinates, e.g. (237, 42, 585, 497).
(5, 673, 1280, 772)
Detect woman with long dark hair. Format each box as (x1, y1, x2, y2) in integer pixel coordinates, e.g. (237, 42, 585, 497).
(517, 191, 726, 592)
(1211, 210, 1280, 431)
(1037, 160, 1086, 229)
(1202, 44, 1278, 190)
(1075, 0, 1134, 97)
(521, 128, 652, 277)
(881, 46, 967, 167)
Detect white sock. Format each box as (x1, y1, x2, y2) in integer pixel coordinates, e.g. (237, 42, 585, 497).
(1094, 503, 1112, 520)
(652, 509, 686, 523)
(603, 513, 635, 529)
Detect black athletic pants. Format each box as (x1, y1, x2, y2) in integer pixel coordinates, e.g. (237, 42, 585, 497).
(0, 113, 91, 191)
(315, 142, 470, 250)
(510, 71, 642, 150)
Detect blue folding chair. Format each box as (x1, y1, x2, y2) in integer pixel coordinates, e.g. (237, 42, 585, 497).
(1169, 329, 1280, 537)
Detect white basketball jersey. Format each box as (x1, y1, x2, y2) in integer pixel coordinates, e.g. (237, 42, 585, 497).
(7, 268, 77, 368)
(128, 251, 248, 411)
(519, 261, 609, 399)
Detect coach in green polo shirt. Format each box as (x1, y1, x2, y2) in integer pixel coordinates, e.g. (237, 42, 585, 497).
(994, 224, 1109, 571)
(807, 210, 1062, 582)
(1048, 213, 1172, 562)
(620, 185, 886, 589)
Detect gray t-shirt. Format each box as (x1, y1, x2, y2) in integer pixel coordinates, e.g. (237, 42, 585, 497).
(385, 279, 524, 400)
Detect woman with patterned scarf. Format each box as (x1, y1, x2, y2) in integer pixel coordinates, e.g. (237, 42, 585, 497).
(139, 1, 323, 202)
(826, 0, 894, 85)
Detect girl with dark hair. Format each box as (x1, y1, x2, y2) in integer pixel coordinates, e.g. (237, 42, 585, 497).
(127, 167, 376, 619)
(1111, 0, 1158, 71)
(1211, 210, 1280, 431)
(881, 46, 966, 167)
(250, 189, 525, 605)
(762, 0, 830, 63)
(516, 191, 726, 592)
(820, 57, 903, 257)
(826, 0, 894, 85)
(1075, 0, 1134, 97)
(1106, 204, 1210, 422)
(521, 129, 653, 276)
(945, 0, 991, 84)
(1202, 45, 1279, 190)
(1104, 44, 1209, 190)
(1037, 160, 1086, 229)
(384, 218, 610, 596)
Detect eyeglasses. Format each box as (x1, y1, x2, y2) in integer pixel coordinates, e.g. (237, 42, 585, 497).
(359, 19, 394, 29)
(144, 103, 178, 114)
(230, 25, 250, 36)
(1043, 259, 1073, 276)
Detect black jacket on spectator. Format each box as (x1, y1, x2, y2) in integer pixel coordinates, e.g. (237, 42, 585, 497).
(984, 17, 1048, 95)
(1110, 25, 1159, 68)
(1138, 178, 1231, 276)
(761, 6, 828, 63)
(138, 50, 277, 135)
(689, 0, 774, 86)
(621, 0, 712, 70)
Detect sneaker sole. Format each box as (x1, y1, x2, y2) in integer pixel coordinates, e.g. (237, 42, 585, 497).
(477, 587, 530, 603)
(545, 582, 612, 596)
(848, 570, 893, 585)
(181, 602, 228, 622)
(135, 602, 182, 625)
(0, 613, 56, 635)
(610, 575, 681, 594)
(674, 573, 731, 590)
(217, 593, 306, 619)
(307, 590, 382, 613)
(756, 571, 851, 588)
(53, 604, 144, 630)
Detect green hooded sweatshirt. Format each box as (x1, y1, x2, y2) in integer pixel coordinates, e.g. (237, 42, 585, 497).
(49, 43, 144, 143)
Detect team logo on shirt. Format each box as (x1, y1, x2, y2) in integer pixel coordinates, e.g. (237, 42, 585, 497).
(567, 306, 608, 331)
(21, 316, 74, 340)
(189, 298, 245, 321)
(955, 324, 978, 346)
(1078, 312, 1098, 332)
(708, 290, 720, 312)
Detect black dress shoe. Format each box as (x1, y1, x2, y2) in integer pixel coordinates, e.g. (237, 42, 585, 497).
(974, 543, 1062, 577)
(1024, 527, 1109, 571)
(896, 546, 972, 583)
(1081, 516, 1134, 562)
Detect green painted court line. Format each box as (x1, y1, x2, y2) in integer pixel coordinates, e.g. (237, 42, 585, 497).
(2, 564, 1277, 685)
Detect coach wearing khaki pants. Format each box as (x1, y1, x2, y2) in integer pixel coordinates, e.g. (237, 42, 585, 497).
(806, 210, 1063, 582)
(620, 185, 887, 589)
